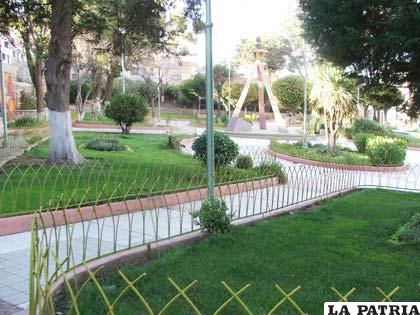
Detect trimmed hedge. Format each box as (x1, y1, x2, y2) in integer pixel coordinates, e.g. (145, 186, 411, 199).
(353, 133, 369, 153)
(192, 132, 239, 168)
(349, 118, 393, 138)
(235, 155, 254, 169)
(366, 136, 407, 166)
(85, 138, 127, 152)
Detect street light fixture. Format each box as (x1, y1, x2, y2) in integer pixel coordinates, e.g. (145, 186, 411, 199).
(205, 0, 215, 199)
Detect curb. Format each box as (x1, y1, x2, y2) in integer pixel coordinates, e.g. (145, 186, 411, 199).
(269, 150, 408, 172)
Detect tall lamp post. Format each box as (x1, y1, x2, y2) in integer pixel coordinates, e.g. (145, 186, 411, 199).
(0, 43, 8, 147)
(205, 0, 215, 198)
(302, 43, 308, 148)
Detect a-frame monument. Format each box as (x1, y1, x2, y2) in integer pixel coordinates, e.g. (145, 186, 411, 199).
(228, 37, 286, 131)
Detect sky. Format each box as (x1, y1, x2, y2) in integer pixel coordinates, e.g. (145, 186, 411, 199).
(192, 0, 299, 66)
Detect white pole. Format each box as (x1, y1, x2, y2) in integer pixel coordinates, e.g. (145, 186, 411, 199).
(0, 42, 8, 147)
(228, 61, 231, 118)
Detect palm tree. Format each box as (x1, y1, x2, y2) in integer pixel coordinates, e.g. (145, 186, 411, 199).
(310, 63, 357, 153)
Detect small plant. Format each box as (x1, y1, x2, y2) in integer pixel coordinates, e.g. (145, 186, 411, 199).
(235, 155, 254, 169)
(254, 161, 288, 183)
(353, 133, 369, 153)
(391, 213, 420, 244)
(105, 93, 148, 134)
(366, 136, 407, 166)
(193, 197, 233, 234)
(167, 135, 185, 151)
(192, 131, 239, 168)
(9, 116, 41, 129)
(85, 137, 127, 152)
(243, 113, 256, 125)
(220, 115, 229, 126)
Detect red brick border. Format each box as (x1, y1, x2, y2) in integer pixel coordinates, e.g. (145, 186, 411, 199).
(0, 178, 278, 236)
(72, 122, 170, 132)
(269, 150, 408, 172)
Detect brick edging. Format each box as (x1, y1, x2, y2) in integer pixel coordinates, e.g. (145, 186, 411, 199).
(0, 178, 278, 236)
(269, 150, 408, 172)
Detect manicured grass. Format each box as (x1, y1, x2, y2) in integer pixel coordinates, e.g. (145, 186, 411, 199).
(0, 132, 273, 216)
(270, 140, 371, 165)
(69, 190, 420, 314)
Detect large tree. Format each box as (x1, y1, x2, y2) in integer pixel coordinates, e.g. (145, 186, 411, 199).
(2, 0, 203, 164)
(310, 63, 357, 153)
(272, 75, 305, 114)
(299, 0, 420, 117)
(3, 0, 50, 113)
(364, 84, 405, 123)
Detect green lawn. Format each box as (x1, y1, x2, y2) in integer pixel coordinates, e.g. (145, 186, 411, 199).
(68, 190, 420, 315)
(270, 140, 372, 165)
(0, 132, 270, 217)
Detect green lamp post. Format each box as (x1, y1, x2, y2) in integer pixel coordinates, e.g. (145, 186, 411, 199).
(205, 0, 215, 198)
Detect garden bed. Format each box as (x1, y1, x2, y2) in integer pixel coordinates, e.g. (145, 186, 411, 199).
(59, 190, 420, 314)
(270, 141, 407, 172)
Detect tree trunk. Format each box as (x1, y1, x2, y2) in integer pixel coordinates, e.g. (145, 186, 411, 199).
(103, 70, 115, 102)
(21, 30, 46, 114)
(45, 0, 84, 164)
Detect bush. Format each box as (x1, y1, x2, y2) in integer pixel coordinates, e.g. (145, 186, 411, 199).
(254, 161, 288, 183)
(272, 75, 305, 113)
(167, 135, 185, 151)
(192, 197, 233, 234)
(163, 85, 180, 103)
(353, 133, 369, 153)
(220, 115, 229, 127)
(366, 136, 407, 166)
(243, 114, 256, 125)
(192, 131, 239, 168)
(9, 117, 40, 129)
(105, 94, 148, 133)
(350, 118, 392, 138)
(391, 213, 420, 244)
(85, 137, 127, 152)
(26, 135, 42, 145)
(235, 155, 254, 169)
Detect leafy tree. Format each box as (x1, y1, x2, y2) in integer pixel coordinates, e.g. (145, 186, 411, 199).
(1, 0, 203, 164)
(105, 93, 148, 134)
(272, 75, 305, 114)
(178, 74, 206, 115)
(214, 64, 234, 118)
(310, 63, 357, 153)
(364, 84, 405, 122)
(3, 0, 50, 113)
(222, 82, 259, 112)
(299, 0, 420, 117)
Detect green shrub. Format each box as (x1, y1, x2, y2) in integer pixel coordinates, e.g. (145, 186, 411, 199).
(85, 137, 127, 152)
(105, 94, 148, 133)
(164, 85, 180, 102)
(353, 133, 369, 153)
(168, 135, 185, 151)
(192, 197, 233, 234)
(9, 117, 41, 129)
(192, 131, 239, 168)
(350, 118, 392, 138)
(220, 115, 229, 127)
(254, 161, 288, 183)
(366, 136, 407, 166)
(391, 213, 420, 244)
(235, 155, 254, 169)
